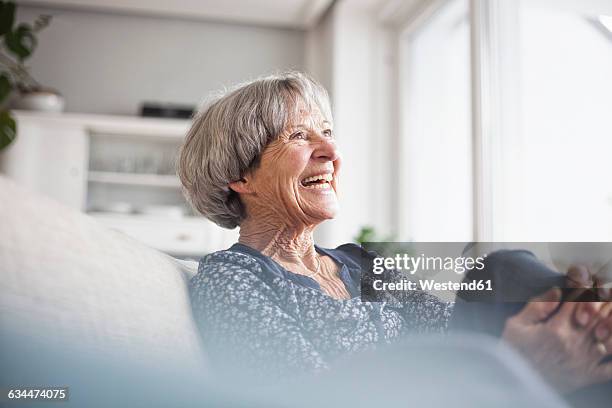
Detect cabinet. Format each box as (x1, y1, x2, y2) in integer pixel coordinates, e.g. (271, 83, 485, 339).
(0, 111, 238, 257)
(0, 113, 88, 209)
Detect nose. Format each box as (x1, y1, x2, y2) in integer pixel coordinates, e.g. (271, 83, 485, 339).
(312, 135, 340, 162)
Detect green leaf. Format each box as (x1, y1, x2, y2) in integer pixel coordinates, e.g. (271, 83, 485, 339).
(0, 109, 16, 150)
(0, 73, 11, 103)
(0, 2, 16, 37)
(5, 23, 36, 61)
(354, 226, 377, 245)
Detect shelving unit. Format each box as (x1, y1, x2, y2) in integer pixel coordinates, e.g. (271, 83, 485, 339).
(88, 171, 182, 188)
(0, 111, 238, 256)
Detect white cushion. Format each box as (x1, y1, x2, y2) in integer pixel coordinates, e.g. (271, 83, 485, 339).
(0, 176, 207, 371)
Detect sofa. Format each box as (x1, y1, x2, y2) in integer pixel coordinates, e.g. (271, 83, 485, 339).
(0, 175, 219, 405)
(0, 175, 573, 408)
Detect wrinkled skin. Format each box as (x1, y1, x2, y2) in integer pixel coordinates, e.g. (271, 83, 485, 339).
(503, 265, 612, 392)
(231, 104, 340, 276)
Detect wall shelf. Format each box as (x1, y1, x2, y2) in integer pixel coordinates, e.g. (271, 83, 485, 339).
(88, 171, 182, 188)
(1, 111, 238, 256)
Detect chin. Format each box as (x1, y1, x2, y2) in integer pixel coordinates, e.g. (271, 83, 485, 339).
(302, 203, 338, 223)
(316, 203, 340, 221)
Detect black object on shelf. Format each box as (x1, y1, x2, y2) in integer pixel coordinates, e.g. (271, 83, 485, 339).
(140, 103, 195, 119)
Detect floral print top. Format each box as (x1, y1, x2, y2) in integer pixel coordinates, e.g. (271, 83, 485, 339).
(189, 243, 453, 380)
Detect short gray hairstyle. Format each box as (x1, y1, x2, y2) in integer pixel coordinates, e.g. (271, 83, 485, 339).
(177, 71, 333, 229)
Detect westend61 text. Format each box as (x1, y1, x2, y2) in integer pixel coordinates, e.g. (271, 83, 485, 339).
(372, 279, 493, 292)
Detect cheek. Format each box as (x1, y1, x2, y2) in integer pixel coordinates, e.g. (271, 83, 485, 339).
(272, 146, 311, 181)
(254, 145, 310, 196)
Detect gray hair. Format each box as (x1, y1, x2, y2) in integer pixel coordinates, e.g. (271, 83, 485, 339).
(177, 71, 333, 229)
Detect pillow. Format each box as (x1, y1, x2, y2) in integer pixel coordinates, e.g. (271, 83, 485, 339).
(0, 176, 207, 373)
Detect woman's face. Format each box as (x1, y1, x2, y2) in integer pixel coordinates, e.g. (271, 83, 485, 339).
(238, 104, 341, 227)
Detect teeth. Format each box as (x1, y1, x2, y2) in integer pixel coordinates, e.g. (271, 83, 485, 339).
(302, 173, 333, 183)
(303, 182, 331, 189)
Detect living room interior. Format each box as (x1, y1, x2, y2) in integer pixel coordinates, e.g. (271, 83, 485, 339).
(1, 0, 612, 407)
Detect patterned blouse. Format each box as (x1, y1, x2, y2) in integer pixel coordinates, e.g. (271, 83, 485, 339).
(189, 243, 453, 380)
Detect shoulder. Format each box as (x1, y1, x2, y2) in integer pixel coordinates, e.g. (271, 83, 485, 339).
(189, 249, 292, 326)
(199, 248, 261, 270)
(189, 249, 267, 301)
(195, 248, 261, 278)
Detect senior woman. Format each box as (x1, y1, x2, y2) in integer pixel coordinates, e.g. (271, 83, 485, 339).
(179, 72, 612, 396)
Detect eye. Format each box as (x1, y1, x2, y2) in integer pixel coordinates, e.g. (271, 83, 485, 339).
(290, 131, 307, 140)
(323, 129, 333, 138)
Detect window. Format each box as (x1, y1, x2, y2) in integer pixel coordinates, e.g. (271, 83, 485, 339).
(397, 0, 612, 241)
(398, 0, 472, 241)
(493, 0, 612, 241)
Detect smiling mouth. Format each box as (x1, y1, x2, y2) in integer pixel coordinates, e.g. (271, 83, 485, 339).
(300, 173, 334, 189)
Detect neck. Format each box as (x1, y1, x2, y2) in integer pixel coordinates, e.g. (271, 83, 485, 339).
(238, 215, 318, 269)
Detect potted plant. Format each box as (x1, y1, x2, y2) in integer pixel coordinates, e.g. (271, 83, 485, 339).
(0, 1, 52, 150)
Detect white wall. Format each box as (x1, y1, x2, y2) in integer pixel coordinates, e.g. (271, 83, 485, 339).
(18, 2, 395, 248)
(18, 6, 305, 115)
(308, 0, 397, 247)
(305, 5, 334, 93)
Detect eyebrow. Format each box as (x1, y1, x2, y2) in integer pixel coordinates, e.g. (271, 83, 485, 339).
(291, 121, 333, 129)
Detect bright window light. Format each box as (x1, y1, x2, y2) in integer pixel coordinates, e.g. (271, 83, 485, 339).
(599, 15, 612, 32)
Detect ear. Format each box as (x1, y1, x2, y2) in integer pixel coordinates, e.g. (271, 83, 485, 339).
(228, 177, 252, 194)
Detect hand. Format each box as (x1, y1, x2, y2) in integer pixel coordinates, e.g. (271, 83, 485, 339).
(502, 287, 612, 393)
(567, 264, 612, 376)
(566, 265, 612, 334)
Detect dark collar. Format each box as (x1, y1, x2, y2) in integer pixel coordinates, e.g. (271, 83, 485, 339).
(229, 243, 361, 298)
